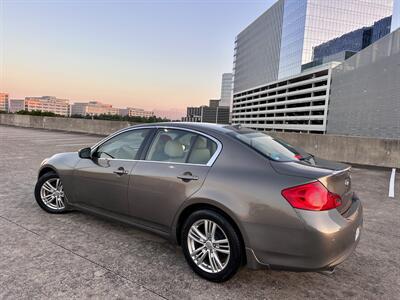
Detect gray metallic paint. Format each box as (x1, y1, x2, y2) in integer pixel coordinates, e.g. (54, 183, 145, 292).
(38, 122, 363, 271)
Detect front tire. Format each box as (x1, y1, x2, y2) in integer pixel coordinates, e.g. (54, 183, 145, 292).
(181, 210, 243, 282)
(34, 172, 68, 214)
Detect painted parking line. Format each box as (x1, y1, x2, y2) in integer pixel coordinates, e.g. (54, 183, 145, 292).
(389, 168, 396, 198)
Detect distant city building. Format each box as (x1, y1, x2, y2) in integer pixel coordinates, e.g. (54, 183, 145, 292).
(70, 101, 119, 116)
(121, 107, 154, 118)
(8, 99, 25, 113)
(25, 96, 69, 116)
(182, 99, 229, 124)
(219, 73, 233, 107)
(233, 0, 394, 93)
(327, 28, 400, 139)
(0, 93, 9, 112)
(312, 16, 392, 64)
(232, 63, 338, 133)
(208, 99, 220, 108)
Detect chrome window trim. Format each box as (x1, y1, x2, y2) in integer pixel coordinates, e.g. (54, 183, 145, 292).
(90, 125, 223, 167)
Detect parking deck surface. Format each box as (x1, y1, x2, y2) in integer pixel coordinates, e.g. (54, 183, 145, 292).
(0, 125, 399, 299)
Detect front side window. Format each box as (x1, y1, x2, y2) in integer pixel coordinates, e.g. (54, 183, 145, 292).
(95, 129, 150, 160)
(146, 128, 217, 164)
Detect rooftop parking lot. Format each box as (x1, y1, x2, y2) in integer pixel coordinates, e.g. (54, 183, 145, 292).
(0, 125, 399, 299)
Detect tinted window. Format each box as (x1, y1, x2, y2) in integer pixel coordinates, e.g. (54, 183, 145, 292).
(146, 128, 217, 164)
(95, 129, 150, 160)
(227, 127, 303, 162)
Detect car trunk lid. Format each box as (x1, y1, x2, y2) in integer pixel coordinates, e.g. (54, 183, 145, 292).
(271, 159, 353, 215)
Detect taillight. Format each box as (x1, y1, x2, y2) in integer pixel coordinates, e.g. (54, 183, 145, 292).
(281, 181, 342, 211)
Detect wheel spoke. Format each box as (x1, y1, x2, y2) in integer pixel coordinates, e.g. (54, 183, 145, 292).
(215, 248, 230, 254)
(190, 245, 205, 256)
(213, 251, 224, 270)
(43, 182, 55, 193)
(210, 222, 217, 241)
(208, 252, 217, 272)
(196, 250, 207, 266)
(192, 226, 207, 242)
(214, 238, 228, 244)
(43, 195, 55, 204)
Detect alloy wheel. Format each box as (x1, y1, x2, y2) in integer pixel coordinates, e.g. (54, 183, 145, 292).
(187, 219, 230, 273)
(40, 178, 66, 210)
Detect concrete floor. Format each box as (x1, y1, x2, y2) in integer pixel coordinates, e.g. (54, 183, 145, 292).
(0, 125, 399, 299)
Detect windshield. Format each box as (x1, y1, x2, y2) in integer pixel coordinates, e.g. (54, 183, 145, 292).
(227, 127, 307, 162)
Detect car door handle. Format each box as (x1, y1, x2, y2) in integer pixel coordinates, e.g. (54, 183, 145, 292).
(177, 173, 199, 182)
(113, 167, 128, 176)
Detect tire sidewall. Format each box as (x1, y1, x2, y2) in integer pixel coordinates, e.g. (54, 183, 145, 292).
(34, 172, 68, 214)
(182, 209, 243, 282)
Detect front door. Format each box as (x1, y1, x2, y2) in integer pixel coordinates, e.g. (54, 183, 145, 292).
(128, 128, 220, 231)
(72, 128, 152, 215)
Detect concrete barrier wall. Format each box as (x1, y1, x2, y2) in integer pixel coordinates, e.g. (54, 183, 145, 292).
(1, 114, 399, 168)
(0, 114, 133, 136)
(269, 132, 400, 168)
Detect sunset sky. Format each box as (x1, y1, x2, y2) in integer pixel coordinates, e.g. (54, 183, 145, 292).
(0, 0, 274, 119)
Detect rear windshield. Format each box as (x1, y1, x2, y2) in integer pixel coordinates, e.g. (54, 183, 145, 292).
(226, 127, 306, 162)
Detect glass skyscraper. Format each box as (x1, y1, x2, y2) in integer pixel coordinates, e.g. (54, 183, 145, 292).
(233, 0, 394, 92)
(392, 0, 400, 31)
(279, 0, 394, 79)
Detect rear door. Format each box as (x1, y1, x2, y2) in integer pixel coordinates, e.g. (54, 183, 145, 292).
(128, 128, 221, 231)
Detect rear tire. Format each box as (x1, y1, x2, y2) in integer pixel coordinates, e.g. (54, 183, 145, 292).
(34, 172, 68, 214)
(181, 209, 243, 282)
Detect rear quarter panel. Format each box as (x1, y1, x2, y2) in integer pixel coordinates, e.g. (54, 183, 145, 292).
(173, 134, 312, 257)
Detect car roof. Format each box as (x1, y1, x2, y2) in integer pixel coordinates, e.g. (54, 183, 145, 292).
(129, 122, 236, 135)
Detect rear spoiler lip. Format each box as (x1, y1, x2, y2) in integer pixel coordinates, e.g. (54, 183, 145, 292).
(318, 166, 351, 189)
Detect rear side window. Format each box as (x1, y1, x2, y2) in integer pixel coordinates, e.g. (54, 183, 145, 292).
(146, 128, 217, 165)
(187, 136, 217, 165)
(227, 128, 301, 162)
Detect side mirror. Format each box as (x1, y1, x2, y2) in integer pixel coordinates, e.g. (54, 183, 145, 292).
(78, 147, 92, 159)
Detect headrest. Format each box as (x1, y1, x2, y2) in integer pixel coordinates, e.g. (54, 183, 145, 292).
(195, 136, 208, 149)
(159, 134, 172, 143)
(164, 140, 184, 158)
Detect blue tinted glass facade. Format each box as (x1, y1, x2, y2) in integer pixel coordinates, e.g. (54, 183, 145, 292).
(277, 0, 307, 79)
(313, 16, 392, 62)
(391, 0, 400, 31)
(278, 0, 393, 79)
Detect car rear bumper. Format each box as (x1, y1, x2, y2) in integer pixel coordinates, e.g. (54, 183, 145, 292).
(246, 193, 363, 271)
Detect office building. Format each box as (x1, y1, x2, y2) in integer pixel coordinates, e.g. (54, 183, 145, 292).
(219, 73, 233, 107)
(312, 16, 392, 63)
(25, 96, 69, 116)
(327, 28, 400, 139)
(392, 0, 400, 31)
(70, 101, 119, 116)
(182, 100, 230, 124)
(121, 107, 154, 118)
(233, 0, 394, 93)
(0, 93, 9, 112)
(232, 63, 338, 133)
(8, 99, 25, 113)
